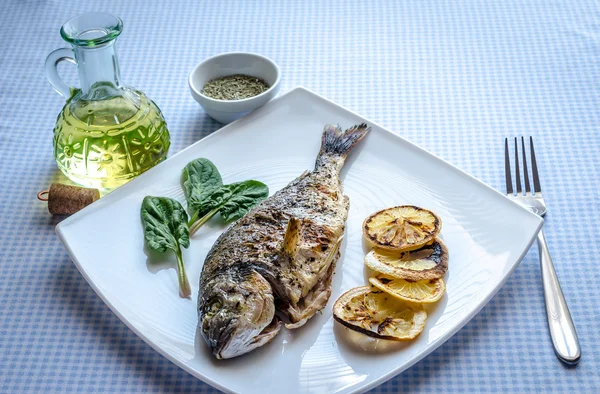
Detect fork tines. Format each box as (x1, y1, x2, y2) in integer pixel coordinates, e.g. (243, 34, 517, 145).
(504, 137, 542, 195)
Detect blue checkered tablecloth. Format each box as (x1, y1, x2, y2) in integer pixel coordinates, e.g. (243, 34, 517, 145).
(1, 0, 599, 392)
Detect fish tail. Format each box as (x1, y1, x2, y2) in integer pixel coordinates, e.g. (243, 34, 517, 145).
(316, 123, 370, 169)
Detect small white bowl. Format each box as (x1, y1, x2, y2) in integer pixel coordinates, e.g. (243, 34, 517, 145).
(188, 52, 281, 124)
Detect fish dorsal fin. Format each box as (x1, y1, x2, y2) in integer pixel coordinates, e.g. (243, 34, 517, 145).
(282, 217, 302, 257)
(297, 170, 309, 180)
(286, 170, 310, 187)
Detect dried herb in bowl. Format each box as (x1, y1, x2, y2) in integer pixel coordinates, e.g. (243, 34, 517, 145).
(201, 74, 270, 100)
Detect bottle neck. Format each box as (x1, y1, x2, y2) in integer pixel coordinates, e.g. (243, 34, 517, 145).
(73, 40, 122, 99)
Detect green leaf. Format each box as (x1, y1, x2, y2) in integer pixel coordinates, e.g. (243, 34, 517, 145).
(141, 196, 190, 253)
(188, 181, 269, 236)
(141, 196, 191, 298)
(219, 180, 269, 222)
(182, 158, 223, 215)
(188, 181, 239, 216)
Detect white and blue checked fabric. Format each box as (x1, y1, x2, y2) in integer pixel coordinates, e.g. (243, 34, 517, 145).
(1, 0, 599, 392)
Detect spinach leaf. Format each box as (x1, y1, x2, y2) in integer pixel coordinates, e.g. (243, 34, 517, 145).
(219, 180, 270, 222)
(141, 196, 191, 298)
(182, 158, 223, 218)
(191, 183, 235, 213)
(188, 180, 269, 236)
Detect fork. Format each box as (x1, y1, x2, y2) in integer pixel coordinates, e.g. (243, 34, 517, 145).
(504, 137, 581, 365)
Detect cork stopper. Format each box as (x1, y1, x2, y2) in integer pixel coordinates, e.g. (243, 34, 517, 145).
(38, 183, 100, 215)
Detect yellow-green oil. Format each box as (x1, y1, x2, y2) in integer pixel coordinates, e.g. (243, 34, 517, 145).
(53, 90, 170, 189)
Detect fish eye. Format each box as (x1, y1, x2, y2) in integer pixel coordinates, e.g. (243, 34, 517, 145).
(204, 298, 223, 317)
(210, 301, 222, 313)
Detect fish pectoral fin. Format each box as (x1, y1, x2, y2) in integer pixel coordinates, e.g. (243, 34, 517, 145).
(285, 318, 308, 330)
(284, 280, 333, 330)
(250, 316, 282, 346)
(284, 235, 344, 329)
(323, 235, 343, 267)
(281, 217, 302, 258)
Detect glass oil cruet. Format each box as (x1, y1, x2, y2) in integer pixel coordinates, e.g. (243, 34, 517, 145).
(46, 12, 170, 189)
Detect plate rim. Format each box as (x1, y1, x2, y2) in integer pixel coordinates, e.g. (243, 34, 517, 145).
(56, 86, 543, 394)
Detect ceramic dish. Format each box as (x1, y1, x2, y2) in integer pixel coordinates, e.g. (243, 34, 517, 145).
(56, 87, 543, 394)
(188, 52, 281, 124)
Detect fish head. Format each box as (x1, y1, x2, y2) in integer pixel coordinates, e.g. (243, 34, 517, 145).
(198, 267, 281, 359)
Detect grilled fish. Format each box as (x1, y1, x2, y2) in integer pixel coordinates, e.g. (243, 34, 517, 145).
(198, 123, 370, 359)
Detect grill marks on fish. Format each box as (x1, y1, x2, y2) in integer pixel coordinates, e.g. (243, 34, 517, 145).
(200, 164, 347, 322)
(198, 123, 370, 359)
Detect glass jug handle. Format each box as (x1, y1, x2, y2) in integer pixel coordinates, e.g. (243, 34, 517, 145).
(45, 48, 77, 99)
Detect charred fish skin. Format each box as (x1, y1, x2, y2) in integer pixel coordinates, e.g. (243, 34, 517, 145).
(199, 266, 281, 359)
(198, 123, 371, 359)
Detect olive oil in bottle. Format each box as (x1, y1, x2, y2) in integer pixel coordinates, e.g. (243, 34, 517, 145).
(46, 12, 170, 189)
(54, 91, 170, 189)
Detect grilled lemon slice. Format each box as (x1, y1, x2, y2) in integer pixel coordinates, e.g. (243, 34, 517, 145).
(363, 206, 441, 252)
(333, 286, 427, 340)
(364, 238, 448, 281)
(369, 274, 445, 303)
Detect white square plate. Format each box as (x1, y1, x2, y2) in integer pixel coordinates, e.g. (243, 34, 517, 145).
(57, 87, 543, 394)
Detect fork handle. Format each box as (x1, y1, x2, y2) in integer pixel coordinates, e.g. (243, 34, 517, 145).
(537, 229, 581, 364)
